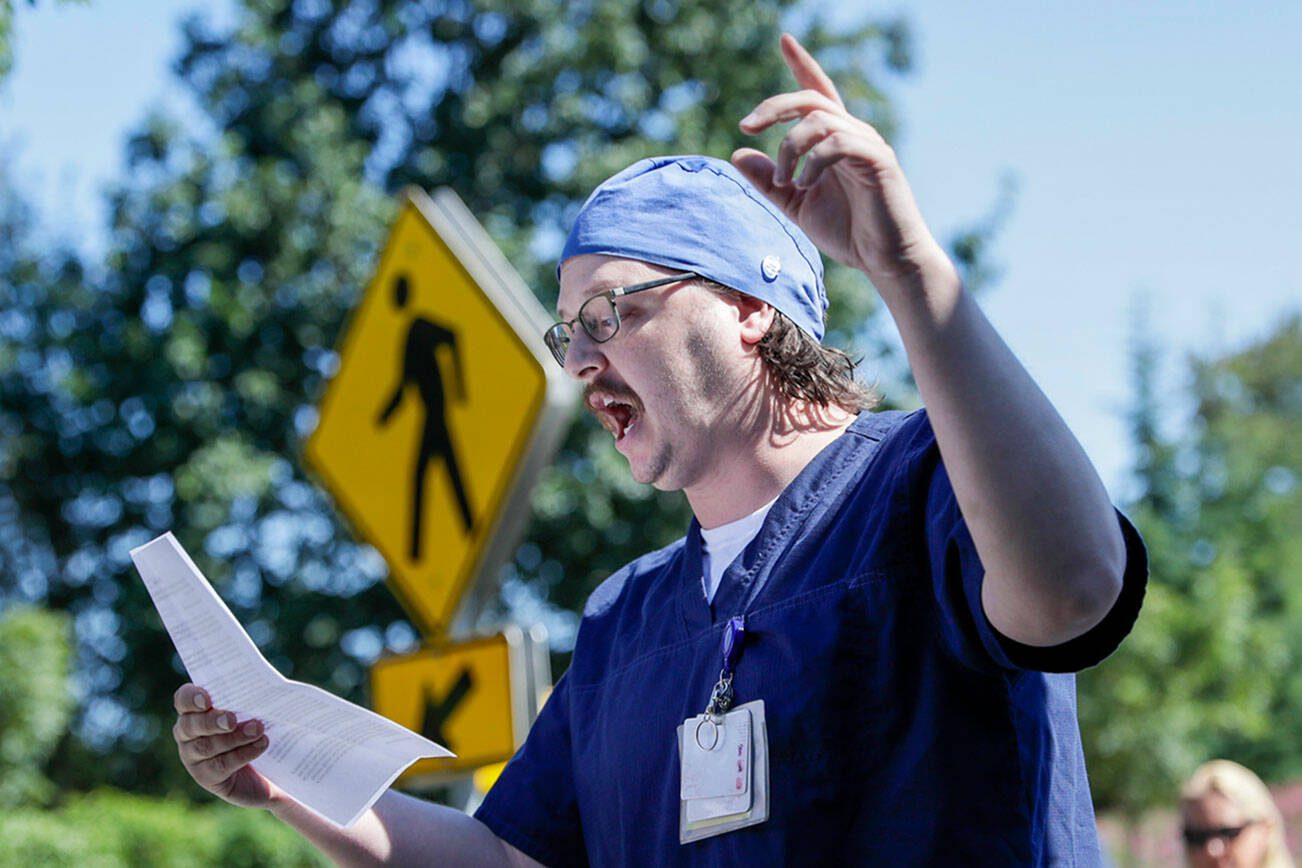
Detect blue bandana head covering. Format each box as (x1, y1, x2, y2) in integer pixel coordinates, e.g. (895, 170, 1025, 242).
(560, 155, 827, 342)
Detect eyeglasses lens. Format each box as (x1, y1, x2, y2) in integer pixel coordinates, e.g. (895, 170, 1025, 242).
(544, 324, 570, 366)
(580, 295, 619, 342)
(543, 293, 623, 368)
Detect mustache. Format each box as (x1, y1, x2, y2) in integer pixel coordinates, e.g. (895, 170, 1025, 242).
(583, 379, 643, 411)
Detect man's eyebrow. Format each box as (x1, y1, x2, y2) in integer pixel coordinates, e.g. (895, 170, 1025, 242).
(556, 283, 622, 320)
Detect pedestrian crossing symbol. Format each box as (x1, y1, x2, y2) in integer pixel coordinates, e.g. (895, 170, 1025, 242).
(306, 188, 556, 636)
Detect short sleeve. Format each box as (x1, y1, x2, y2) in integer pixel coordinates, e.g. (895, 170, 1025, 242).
(474, 671, 587, 866)
(923, 450, 1149, 674)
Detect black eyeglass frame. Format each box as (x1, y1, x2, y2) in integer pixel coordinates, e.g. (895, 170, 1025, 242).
(1181, 822, 1255, 847)
(543, 272, 697, 367)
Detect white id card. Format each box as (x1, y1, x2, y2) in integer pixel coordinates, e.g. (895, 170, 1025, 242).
(678, 699, 769, 843)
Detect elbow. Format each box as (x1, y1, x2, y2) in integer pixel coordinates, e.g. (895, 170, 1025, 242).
(1053, 561, 1124, 639)
(986, 550, 1127, 648)
(1064, 519, 1130, 633)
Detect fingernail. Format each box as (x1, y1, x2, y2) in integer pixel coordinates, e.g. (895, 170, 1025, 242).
(194, 694, 209, 711)
(217, 713, 232, 731)
(243, 721, 260, 737)
(740, 112, 758, 127)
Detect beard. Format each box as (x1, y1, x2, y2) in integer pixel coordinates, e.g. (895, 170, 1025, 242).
(635, 329, 737, 490)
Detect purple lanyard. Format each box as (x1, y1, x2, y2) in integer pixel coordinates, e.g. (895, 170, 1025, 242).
(721, 615, 746, 680)
(704, 615, 746, 720)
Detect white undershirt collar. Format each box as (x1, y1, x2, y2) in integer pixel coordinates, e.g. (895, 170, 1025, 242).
(700, 495, 779, 603)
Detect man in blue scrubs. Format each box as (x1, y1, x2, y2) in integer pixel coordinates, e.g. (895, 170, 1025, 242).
(171, 34, 1145, 865)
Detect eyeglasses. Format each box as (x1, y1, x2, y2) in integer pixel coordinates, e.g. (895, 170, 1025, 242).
(543, 272, 697, 367)
(1182, 823, 1254, 847)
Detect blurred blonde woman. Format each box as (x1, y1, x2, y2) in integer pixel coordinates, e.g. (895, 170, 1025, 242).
(1180, 759, 1294, 868)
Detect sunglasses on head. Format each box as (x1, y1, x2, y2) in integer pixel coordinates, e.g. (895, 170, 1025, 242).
(1182, 822, 1253, 847)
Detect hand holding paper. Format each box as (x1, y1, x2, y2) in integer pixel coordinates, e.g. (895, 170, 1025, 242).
(132, 532, 452, 826)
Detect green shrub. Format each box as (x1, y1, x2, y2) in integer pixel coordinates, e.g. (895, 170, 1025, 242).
(0, 810, 100, 866)
(60, 791, 219, 867)
(0, 606, 74, 808)
(0, 790, 328, 867)
(214, 806, 331, 868)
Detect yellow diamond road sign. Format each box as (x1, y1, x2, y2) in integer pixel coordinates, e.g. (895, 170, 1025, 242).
(371, 628, 544, 780)
(306, 188, 577, 636)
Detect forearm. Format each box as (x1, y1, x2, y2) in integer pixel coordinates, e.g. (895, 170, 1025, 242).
(270, 788, 520, 868)
(877, 250, 1126, 646)
(730, 33, 1127, 644)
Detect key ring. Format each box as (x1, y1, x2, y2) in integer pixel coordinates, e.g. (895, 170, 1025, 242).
(695, 715, 721, 751)
(692, 618, 744, 753)
(706, 672, 733, 716)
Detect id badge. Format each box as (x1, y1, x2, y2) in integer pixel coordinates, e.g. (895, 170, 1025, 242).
(677, 699, 769, 843)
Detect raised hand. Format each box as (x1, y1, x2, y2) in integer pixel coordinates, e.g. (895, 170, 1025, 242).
(732, 34, 949, 291)
(172, 683, 282, 810)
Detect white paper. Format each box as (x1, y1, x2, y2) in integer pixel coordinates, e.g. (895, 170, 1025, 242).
(130, 531, 453, 826)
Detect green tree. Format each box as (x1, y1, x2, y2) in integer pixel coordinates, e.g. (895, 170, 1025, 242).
(1, 0, 1003, 795)
(1190, 315, 1302, 777)
(0, 606, 74, 807)
(1080, 312, 1301, 815)
(0, 0, 33, 80)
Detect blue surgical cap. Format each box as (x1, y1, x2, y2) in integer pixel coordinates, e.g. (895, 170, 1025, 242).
(560, 155, 827, 342)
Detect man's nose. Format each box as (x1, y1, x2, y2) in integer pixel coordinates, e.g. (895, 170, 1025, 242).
(563, 330, 606, 381)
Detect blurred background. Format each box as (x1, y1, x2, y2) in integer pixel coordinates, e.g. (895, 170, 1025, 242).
(0, 1, 1297, 864)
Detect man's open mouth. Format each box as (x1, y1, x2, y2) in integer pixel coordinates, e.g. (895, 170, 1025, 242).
(587, 390, 642, 441)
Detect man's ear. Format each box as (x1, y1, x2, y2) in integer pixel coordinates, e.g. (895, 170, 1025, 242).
(732, 293, 776, 348)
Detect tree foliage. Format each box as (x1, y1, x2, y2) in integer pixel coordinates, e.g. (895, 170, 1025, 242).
(0, 0, 961, 794)
(1080, 312, 1302, 812)
(0, 0, 33, 81)
(0, 605, 74, 807)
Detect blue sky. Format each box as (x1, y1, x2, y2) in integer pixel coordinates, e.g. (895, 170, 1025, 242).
(4, 1, 1299, 497)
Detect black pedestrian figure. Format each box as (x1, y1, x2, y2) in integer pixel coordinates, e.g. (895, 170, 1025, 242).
(377, 274, 474, 561)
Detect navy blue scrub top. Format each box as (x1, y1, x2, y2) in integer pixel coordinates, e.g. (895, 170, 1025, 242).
(475, 410, 1148, 866)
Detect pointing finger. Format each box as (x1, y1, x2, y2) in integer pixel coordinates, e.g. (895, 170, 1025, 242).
(780, 33, 844, 109)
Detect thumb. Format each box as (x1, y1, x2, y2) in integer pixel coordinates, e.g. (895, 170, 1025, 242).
(731, 148, 796, 214)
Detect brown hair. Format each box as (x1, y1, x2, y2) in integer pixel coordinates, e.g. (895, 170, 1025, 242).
(704, 280, 878, 414)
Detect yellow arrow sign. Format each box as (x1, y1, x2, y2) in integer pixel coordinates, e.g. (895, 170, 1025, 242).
(306, 189, 576, 636)
(371, 631, 530, 780)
